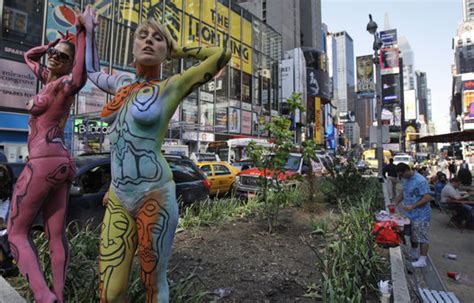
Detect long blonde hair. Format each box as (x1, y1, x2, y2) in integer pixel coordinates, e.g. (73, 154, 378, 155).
(134, 19, 173, 57)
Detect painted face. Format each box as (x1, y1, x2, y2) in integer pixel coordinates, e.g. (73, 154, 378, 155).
(47, 43, 73, 76)
(133, 26, 168, 66)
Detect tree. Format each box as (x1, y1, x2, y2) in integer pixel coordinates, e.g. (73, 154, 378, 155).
(246, 92, 304, 232)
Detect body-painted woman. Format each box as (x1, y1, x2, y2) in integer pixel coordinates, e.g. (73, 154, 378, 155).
(82, 7, 230, 303)
(7, 12, 87, 303)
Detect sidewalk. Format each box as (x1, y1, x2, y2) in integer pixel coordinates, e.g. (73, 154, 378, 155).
(428, 210, 474, 302)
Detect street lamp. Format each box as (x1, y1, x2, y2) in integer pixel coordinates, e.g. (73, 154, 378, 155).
(366, 14, 384, 180)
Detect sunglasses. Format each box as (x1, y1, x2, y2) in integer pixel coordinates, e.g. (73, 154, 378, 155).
(47, 47, 71, 62)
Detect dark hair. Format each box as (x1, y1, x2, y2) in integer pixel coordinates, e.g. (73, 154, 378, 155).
(396, 162, 411, 174)
(389, 158, 394, 163)
(59, 41, 75, 62)
(450, 177, 460, 183)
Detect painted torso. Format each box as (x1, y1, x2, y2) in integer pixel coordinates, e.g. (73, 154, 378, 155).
(108, 79, 173, 196)
(28, 78, 74, 159)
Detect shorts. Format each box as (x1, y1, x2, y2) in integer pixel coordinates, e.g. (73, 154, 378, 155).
(411, 221, 430, 244)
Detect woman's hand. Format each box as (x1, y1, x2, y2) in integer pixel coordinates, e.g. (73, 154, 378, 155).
(77, 5, 98, 32)
(169, 39, 179, 58)
(102, 190, 109, 207)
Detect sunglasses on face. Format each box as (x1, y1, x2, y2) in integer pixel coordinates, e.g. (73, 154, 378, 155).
(47, 47, 71, 62)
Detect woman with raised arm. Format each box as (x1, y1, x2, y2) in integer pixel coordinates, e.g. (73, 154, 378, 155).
(82, 6, 230, 302)
(7, 10, 87, 303)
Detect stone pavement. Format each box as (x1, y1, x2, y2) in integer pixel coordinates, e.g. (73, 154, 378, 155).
(427, 210, 474, 302)
(0, 276, 25, 303)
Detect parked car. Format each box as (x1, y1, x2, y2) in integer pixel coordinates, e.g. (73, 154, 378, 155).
(234, 153, 306, 198)
(190, 152, 220, 162)
(230, 158, 255, 171)
(393, 154, 414, 167)
(0, 154, 210, 227)
(197, 161, 239, 196)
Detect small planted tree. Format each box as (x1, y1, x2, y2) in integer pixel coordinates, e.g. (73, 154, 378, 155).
(246, 92, 304, 232)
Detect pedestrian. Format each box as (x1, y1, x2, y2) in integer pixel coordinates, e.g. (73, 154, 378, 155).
(394, 163, 433, 268)
(458, 160, 472, 186)
(383, 158, 398, 200)
(7, 9, 87, 302)
(434, 173, 447, 206)
(448, 160, 457, 179)
(82, 6, 231, 302)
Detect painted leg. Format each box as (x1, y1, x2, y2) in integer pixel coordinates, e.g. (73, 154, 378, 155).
(99, 189, 137, 303)
(7, 164, 57, 303)
(42, 183, 69, 303)
(136, 182, 178, 303)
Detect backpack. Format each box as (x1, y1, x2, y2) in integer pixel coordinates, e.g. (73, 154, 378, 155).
(372, 221, 401, 248)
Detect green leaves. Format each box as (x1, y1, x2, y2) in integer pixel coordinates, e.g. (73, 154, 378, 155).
(313, 178, 384, 302)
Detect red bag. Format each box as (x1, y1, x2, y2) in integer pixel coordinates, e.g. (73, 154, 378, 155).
(372, 221, 401, 248)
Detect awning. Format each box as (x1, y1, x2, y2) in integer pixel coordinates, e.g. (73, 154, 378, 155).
(414, 129, 474, 143)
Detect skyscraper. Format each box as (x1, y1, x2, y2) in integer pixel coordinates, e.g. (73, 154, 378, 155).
(235, 0, 323, 52)
(330, 31, 355, 113)
(463, 0, 474, 22)
(399, 36, 415, 91)
(354, 96, 374, 144)
(416, 71, 428, 122)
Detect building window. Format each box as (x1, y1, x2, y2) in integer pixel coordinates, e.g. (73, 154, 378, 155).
(230, 67, 241, 101)
(242, 72, 252, 104)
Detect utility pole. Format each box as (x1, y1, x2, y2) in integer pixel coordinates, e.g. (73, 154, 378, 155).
(367, 14, 384, 180)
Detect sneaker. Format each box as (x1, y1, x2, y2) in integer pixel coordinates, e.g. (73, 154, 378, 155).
(412, 258, 427, 268)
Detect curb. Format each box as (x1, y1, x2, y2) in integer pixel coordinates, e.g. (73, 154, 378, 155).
(381, 180, 411, 301)
(0, 276, 26, 303)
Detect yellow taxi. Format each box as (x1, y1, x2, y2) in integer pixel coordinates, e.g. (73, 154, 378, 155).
(197, 161, 239, 196)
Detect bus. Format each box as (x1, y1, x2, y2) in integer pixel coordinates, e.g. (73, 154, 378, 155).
(205, 138, 273, 163)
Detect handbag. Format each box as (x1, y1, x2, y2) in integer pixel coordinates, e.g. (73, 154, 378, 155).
(372, 220, 401, 248)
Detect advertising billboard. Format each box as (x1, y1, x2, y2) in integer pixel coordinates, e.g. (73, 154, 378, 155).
(404, 90, 417, 121)
(215, 107, 228, 132)
(281, 59, 294, 100)
(91, 0, 253, 74)
(228, 108, 241, 133)
(356, 55, 375, 94)
(0, 0, 44, 62)
(380, 48, 400, 75)
(0, 59, 37, 109)
(463, 91, 474, 117)
(382, 74, 401, 103)
(241, 110, 252, 134)
(380, 29, 397, 47)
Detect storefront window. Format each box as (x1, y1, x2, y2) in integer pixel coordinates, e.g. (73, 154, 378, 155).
(199, 102, 214, 131)
(182, 98, 198, 125)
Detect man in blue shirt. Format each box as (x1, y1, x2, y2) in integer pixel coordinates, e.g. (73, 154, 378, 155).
(394, 163, 433, 268)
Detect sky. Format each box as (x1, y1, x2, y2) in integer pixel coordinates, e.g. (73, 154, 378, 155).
(321, 0, 463, 134)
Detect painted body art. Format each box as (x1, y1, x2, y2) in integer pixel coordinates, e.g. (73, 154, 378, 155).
(7, 21, 86, 303)
(85, 13, 231, 303)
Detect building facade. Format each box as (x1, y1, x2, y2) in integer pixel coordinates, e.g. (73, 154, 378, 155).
(330, 31, 355, 114)
(416, 71, 428, 121)
(399, 36, 415, 91)
(463, 0, 474, 22)
(354, 96, 374, 145)
(0, 0, 282, 158)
